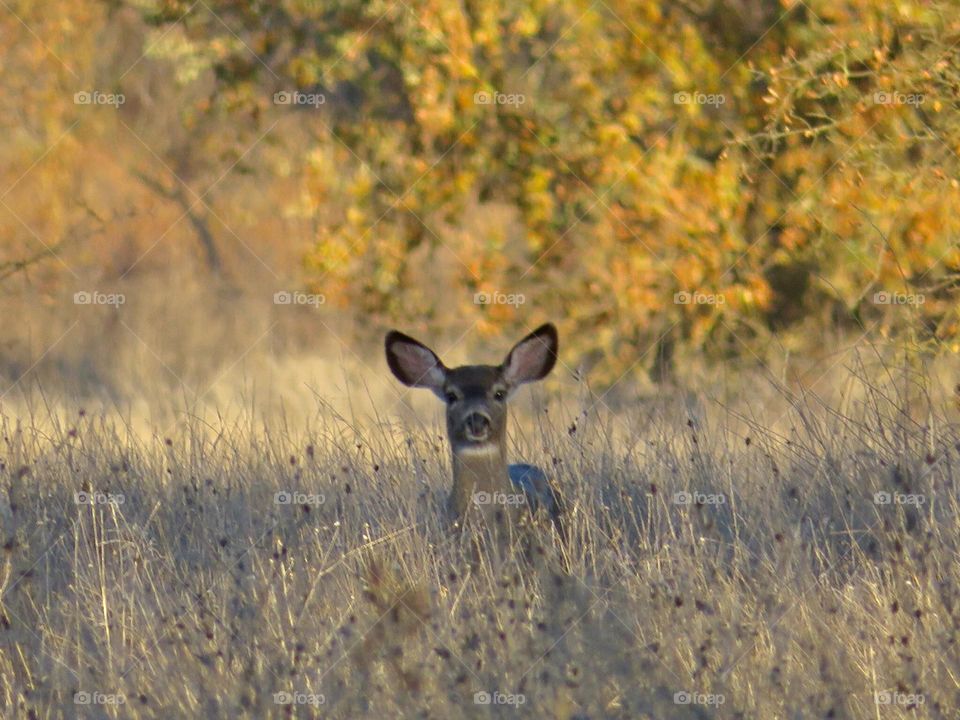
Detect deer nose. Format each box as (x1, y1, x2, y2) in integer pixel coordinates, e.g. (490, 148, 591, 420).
(463, 411, 491, 439)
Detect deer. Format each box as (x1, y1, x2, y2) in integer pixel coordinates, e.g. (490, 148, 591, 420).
(385, 323, 565, 542)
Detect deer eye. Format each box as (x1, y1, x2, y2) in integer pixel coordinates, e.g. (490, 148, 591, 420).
(493, 389, 507, 401)
(444, 390, 459, 404)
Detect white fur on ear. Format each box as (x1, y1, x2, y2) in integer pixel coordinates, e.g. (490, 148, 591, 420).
(502, 324, 558, 387)
(385, 331, 447, 398)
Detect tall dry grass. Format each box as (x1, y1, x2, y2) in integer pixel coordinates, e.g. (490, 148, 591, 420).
(0, 340, 957, 718)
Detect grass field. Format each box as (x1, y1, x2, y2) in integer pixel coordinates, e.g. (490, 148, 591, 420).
(5, 1, 960, 717)
(0, 341, 957, 719)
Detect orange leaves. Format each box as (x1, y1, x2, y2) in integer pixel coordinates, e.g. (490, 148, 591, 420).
(69, 0, 960, 380)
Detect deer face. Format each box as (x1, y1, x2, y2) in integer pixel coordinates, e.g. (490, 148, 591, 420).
(385, 324, 559, 454)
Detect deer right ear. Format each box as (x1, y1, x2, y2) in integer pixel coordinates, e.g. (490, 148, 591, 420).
(501, 323, 558, 388)
(385, 330, 447, 398)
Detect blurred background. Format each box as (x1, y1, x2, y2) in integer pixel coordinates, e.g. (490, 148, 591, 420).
(2, 0, 959, 425)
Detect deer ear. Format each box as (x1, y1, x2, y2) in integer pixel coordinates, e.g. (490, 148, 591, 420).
(385, 330, 447, 398)
(501, 323, 558, 387)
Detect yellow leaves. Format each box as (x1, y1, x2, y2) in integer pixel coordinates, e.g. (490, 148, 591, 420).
(522, 167, 555, 227)
(289, 52, 322, 87)
(411, 64, 461, 137)
(455, 87, 477, 113)
(673, 254, 706, 290)
(452, 169, 477, 195)
(524, 166, 552, 194)
(144, 26, 211, 85)
(620, 111, 642, 135)
(333, 32, 370, 64)
(942, 247, 960, 271)
(525, 230, 548, 253)
(341, 164, 375, 207)
(895, 1, 938, 23)
(308, 229, 355, 275)
(745, 276, 773, 312)
(779, 226, 807, 252)
(511, 9, 540, 38)
(596, 123, 629, 150)
(372, 235, 405, 294)
(27, 0, 960, 381)
(345, 206, 367, 227)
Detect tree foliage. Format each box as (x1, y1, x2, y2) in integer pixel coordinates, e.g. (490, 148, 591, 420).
(4, 0, 960, 381)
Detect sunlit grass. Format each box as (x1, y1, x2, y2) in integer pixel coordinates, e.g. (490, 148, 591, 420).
(0, 349, 956, 718)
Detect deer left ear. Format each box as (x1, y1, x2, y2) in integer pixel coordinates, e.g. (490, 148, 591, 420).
(385, 330, 448, 399)
(501, 323, 558, 387)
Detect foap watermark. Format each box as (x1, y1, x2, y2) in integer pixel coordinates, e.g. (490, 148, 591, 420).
(673, 491, 726, 506)
(75, 491, 125, 506)
(274, 91, 325, 108)
(875, 690, 924, 706)
(874, 91, 924, 107)
(74, 691, 126, 706)
(674, 691, 725, 707)
(874, 491, 925, 507)
(274, 291, 325, 307)
(275, 491, 325, 506)
(74, 291, 125, 307)
(74, 91, 125, 108)
(474, 691, 526, 706)
(674, 291, 725, 305)
(473, 491, 526, 507)
(273, 691, 326, 707)
(674, 91, 726, 107)
(873, 291, 924, 306)
(474, 91, 525, 107)
(474, 291, 525, 307)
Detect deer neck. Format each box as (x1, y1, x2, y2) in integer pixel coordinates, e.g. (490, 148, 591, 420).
(449, 442, 510, 518)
